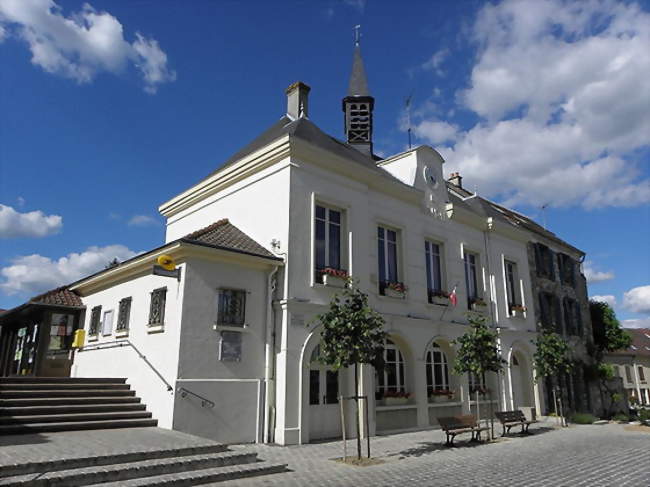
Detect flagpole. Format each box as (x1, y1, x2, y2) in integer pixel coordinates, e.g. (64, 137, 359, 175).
(440, 281, 459, 322)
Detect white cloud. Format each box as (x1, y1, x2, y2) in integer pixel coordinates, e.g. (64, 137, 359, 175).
(583, 260, 615, 283)
(0, 0, 175, 93)
(413, 119, 458, 145)
(621, 318, 650, 329)
(0, 204, 62, 238)
(623, 285, 650, 314)
(422, 49, 449, 76)
(342, 0, 366, 13)
(0, 23, 6, 42)
(591, 294, 617, 307)
(16, 196, 25, 207)
(128, 214, 159, 227)
(0, 244, 137, 296)
(412, 0, 650, 209)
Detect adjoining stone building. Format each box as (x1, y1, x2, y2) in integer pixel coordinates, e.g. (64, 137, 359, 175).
(605, 328, 650, 407)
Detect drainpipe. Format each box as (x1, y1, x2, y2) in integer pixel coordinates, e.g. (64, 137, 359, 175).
(263, 265, 280, 444)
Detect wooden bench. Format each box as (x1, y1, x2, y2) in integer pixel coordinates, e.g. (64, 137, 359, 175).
(495, 410, 538, 436)
(438, 415, 489, 446)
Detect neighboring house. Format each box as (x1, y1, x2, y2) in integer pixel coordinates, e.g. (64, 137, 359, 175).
(605, 329, 650, 407)
(4, 41, 598, 445)
(0, 287, 85, 377)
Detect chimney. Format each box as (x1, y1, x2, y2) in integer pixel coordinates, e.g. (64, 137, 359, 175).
(448, 172, 463, 188)
(286, 81, 310, 120)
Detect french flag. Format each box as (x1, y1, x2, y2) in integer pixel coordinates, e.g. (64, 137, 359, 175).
(448, 285, 458, 307)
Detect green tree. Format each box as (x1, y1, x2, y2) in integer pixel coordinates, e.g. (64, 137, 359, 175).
(589, 300, 631, 417)
(316, 281, 387, 459)
(452, 313, 505, 437)
(532, 329, 572, 423)
(590, 300, 632, 357)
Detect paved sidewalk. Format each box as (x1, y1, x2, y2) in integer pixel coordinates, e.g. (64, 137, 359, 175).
(223, 422, 650, 487)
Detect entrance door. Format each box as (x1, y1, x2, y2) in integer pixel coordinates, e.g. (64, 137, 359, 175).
(38, 312, 77, 377)
(308, 360, 341, 440)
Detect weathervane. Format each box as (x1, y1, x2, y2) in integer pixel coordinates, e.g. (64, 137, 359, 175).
(354, 25, 361, 45)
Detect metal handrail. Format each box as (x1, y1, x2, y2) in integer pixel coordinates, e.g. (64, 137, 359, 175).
(177, 386, 215, 408)
(79, 339, 173, 392)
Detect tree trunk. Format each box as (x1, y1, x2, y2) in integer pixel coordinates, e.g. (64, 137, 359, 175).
(354, 362, 361, 460)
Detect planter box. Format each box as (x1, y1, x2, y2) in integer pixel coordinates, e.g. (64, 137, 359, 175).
(385, 288, 406, 299)
(471, 302, 487, 312)
(383, 397, 409, 406)
(430, 295, 448, 306)
(510, 308, 525, 318)
(430, 395, 454, 403)
(322, 274, 347, 288)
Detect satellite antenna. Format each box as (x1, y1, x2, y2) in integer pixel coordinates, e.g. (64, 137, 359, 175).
(405, 94, 413, 149)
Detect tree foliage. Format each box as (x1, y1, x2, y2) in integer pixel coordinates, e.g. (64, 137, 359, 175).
(590, 300, 631, 357)
(316, 281, 387, 371)
(452, 313, 504, 377)
(532, 329, 572, 382)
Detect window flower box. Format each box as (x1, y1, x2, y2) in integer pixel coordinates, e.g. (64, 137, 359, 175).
(320, 268, 349, 288)
(428, 290, 449, 306)
(510, 304, 526, 318)
(429, 389, 455, 403)
(470, 298, 487, 312)
(380, 391, 411, 406)
(383, 282, 407, 299)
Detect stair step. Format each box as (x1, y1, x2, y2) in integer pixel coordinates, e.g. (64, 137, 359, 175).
(0, 403, 146, 416)
(0, 396, 141, 407)
(0, 389, 136, 399)
(0, 377, 126, 384)
(0, 451, 259, 487)
(90, 462, 288, 487)
(0, 410, 152, 425)
(0, 417, 157, 434)
(0, 443, 229, 479)
(0, 383, 131, 391)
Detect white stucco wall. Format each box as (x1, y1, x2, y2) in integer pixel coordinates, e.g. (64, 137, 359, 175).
(73, 269, 186, 428)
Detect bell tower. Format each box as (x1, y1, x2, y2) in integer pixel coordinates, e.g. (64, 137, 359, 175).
(342, 26, 374, 156)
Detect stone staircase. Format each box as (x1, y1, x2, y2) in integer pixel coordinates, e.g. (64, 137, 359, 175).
(0, 377, 157, 434)
(0, 443, 287, 486)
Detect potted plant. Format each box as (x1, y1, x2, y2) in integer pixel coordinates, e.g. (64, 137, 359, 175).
(320, 267, 349, 288)
(470, 297, 487, 311)
(429, 389, 454, 403)
(510, 304, 526, 317)
(384, 282, 407, 299)
(470, 386, 489, 397)
(428, 289, 449, 306)
(382, 390, 411, 406)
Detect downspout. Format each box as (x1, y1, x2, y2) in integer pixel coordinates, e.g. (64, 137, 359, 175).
(263, 264, 280, 444)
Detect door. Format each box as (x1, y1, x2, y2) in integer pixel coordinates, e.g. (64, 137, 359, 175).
(511, 354, 525, 409)
(308, 363, 341, 440)
(38, 312, 78, 377)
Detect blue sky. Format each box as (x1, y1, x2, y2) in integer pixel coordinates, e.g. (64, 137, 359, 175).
(0, 0, 648, 326)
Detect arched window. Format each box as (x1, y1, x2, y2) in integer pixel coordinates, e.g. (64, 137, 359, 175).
(375, 339, 405, 398)
(426, 342, 449, 393)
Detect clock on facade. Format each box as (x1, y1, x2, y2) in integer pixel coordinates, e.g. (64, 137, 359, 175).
(423, 165, 439, 189)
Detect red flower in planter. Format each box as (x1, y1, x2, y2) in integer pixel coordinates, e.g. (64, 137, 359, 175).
(382, 390, 411, 399)
(321, 268, 349, 279)
(386, 282, 408, 293)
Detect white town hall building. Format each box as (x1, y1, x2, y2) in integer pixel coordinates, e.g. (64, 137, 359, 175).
(52, 41, 591, 445)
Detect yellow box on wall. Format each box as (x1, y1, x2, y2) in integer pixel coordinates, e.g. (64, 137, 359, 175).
(72, 329, 86, 348)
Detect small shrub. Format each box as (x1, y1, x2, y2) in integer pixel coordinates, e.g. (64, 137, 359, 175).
(570, 413, 597, 424)
(638, 408, 650, 423)
(612, 413, 629, 422)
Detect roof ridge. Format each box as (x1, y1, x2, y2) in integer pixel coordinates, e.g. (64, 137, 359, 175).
(183, 219, 230, 240)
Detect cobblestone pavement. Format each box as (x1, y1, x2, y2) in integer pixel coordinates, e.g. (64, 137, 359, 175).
(222, 422, 650, 487)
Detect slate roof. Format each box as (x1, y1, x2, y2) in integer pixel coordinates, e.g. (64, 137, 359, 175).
(181, 219, 278, 260)
(202, 115, 400, 185)
(347, 44, 370, 96)
(610, 328, 650, 357)
(29, 286, 84, 307)
(447, 183, 584, 255)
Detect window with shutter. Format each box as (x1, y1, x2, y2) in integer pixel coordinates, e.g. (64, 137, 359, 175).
(89, 306, 102, 336)
(553, 296, 563, 334)
(217, 289, 246, 327)
(148, 288, 167, 326)
(117, 297, 132, 331)
(219, 331, 242, 361)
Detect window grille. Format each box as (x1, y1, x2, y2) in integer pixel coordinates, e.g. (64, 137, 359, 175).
(89, 306, 102, 335)
(217, 289, 246, 327)
(148, 287, 167, 326)
(117, 297, 132, 331)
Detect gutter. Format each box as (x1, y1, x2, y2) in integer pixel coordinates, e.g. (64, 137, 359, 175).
(263, 264, 281, 443)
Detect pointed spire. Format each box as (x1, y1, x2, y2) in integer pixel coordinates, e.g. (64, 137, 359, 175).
(347, 27, 370, 96)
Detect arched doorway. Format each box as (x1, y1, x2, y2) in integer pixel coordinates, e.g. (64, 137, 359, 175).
(510, 350, 532, 409)
(308, 345, 342, 440)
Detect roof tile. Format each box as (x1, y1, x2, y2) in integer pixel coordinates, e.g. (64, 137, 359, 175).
(30, 286, 83, 307)
(183, 219, 277, 259)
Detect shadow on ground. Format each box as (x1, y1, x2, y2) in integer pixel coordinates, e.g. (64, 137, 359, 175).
(0, 433, 49, 447)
